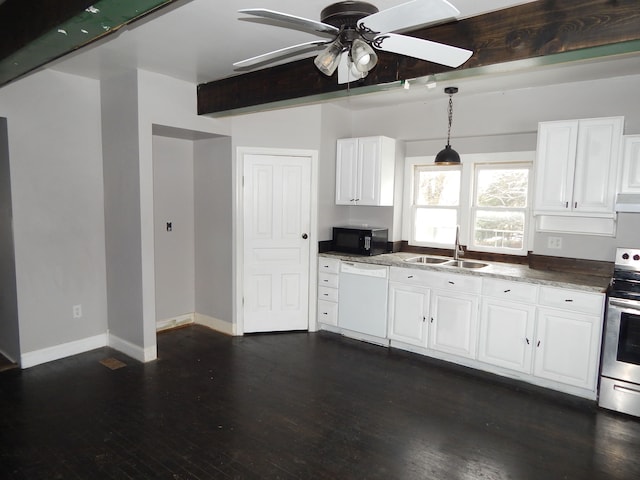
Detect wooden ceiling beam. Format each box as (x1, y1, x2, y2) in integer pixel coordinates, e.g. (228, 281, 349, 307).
(197, 0, 640, 116)
(0, 0, 179, 87)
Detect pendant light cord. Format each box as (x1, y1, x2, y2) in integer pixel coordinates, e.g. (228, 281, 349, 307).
(446, 94, 453, 147)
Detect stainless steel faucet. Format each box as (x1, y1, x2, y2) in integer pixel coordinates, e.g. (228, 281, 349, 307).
(453, 224, 464, 260)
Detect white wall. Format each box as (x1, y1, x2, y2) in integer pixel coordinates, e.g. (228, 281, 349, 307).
(194, 136, 233, 324)
(0, 70, 108, 357)
(153, 135, 195, 321)
(136, 70, 230, 353)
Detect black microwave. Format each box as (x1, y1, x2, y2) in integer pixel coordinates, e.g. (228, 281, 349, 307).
(332, 226, 388, 256)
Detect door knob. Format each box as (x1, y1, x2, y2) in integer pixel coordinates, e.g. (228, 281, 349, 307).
(302, 233, 308, 239)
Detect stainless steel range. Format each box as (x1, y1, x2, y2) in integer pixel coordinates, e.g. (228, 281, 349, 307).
(599, 248, 640, 417)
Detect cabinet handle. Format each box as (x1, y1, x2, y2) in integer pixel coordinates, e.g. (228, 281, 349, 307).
(430, 317, 434, 323)
(448, 281, 455, 285)
(564, 299, 574, 302)
(355, 198, 360, 202)
(407, 275, 414, 279)
(526, 338, 530, 345)
(537, 340, 541, 347)
(565, 201, 569, 208)
(423, 316, 426, 322)
(575, 202, 578, 209)
(504, 289, 511, 293)
(323, 293, 329, 296)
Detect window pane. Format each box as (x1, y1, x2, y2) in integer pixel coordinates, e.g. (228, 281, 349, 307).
(474, 210, 525, 250)
(476, 169, 529, 208)
(416, 169, 460, 206)
(415, 208, 457, 244)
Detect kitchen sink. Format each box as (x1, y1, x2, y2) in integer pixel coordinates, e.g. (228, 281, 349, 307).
(443, 260, 488, 269)
(404, 255, 450, 265)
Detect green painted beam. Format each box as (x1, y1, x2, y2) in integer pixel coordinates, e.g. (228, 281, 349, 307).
(0, 0, 177, 87)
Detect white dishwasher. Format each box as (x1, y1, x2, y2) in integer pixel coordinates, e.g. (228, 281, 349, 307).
(338, 261, 389, 342)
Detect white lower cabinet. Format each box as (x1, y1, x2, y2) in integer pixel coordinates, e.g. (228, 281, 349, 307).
(317, 258, 340, 327)
(388, 282, 430, 347)
(479, 278, 537, 374)
(533, 307, 601, 391)
(385, 267, 604, 400)
(479, 298, 536, 374)
(429, 290, 479, 359)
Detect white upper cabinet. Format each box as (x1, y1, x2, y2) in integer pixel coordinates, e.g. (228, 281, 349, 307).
(335, 136, 396, 206)
(534, 117, 623, 217)
(619, 135, 640, 194)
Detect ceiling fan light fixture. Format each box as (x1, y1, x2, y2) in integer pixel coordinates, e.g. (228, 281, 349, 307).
(350, 38, 377, 73)
(435, 86, 461, 165)
(314, 39, 344, 76)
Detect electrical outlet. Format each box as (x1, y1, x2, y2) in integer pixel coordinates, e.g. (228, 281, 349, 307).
(72, 304, 82, 319)
(547, 236, 562, 249)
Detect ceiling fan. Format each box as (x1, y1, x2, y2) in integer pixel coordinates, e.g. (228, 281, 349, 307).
(234, 0, 473, 84)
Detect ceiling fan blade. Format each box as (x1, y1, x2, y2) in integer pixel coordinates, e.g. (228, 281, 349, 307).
(374, 33, 472, 68)
(337, 54, 368, 84)
(234, 40, 330, 69)
(358, 0, 459, 34)
(238, 8, 340, 36)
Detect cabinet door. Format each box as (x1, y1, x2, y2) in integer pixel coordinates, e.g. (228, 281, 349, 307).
(429, 290, 479, 359)
(573, 117, 623, 213)
(388, 283, 429, 347)
(534, 121, 578, 213)
(335, 138, 358, 204)
(356, 137, 383, 205)
(533, 308, 600, 390)
(620, 135, 640, 194)
(478, 298, 535, 373)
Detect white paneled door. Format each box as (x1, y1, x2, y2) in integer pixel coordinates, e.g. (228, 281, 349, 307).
(243, 154, 311, 333)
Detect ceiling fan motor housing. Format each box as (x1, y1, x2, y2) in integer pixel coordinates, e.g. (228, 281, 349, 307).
(320, 1, 379, 28)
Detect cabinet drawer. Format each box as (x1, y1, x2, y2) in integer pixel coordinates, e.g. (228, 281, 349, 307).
(318, 257, 340, 274)
(538, 286, 604, 315)
(482, 278, 538, 303)
(390, 267, 439, 285)
(318, 272, 339, 288)
(428, 271, 482, 294)
(318, 286, 338, 302)
(317, 300, 338, 326)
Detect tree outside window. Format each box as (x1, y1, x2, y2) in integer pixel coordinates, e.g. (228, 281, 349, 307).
(472, 165, 530, 253)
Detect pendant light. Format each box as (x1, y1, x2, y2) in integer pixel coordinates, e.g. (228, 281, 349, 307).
(435, 87, 461, 165)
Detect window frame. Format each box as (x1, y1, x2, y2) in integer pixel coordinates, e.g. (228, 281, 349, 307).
(470, 162, 533, 256)
(403, 152, 535, 255)
(410, 163, 462, 248)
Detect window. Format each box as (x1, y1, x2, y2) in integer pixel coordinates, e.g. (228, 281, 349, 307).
(471, 163, 531, 255)
(411, 165, 461, 246)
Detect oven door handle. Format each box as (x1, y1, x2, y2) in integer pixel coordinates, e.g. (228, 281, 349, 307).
(609, 298, 640, 310)
(614, 384, 640, 396)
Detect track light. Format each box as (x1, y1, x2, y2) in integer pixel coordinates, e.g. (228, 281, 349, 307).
(314, 39, 344, 76)
(350, 38, 377, 73)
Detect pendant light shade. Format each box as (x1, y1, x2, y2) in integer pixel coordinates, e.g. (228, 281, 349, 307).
(435, 87, 461, 165)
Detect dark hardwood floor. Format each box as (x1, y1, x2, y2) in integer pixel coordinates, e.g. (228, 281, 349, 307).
(1, 324, 639, 479)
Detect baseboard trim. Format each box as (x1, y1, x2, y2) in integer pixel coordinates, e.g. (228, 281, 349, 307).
(108, 333, 157, 363)
(21, 333, 108, 369)
(156, 313, 195, 332)
(195, 313, 235, 335)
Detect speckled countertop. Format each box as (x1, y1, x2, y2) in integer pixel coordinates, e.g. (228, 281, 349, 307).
(320, 251, 611, 293)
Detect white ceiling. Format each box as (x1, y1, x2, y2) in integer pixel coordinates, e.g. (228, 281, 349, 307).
(49, 0, 640, 110)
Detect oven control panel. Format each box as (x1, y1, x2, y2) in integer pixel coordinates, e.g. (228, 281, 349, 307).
(615, 247, 640, 271)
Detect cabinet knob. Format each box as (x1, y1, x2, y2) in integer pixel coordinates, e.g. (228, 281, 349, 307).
(302, 233, 308, 239)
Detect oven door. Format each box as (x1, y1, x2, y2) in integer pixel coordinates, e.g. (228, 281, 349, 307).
(601, 297, 640, 385)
